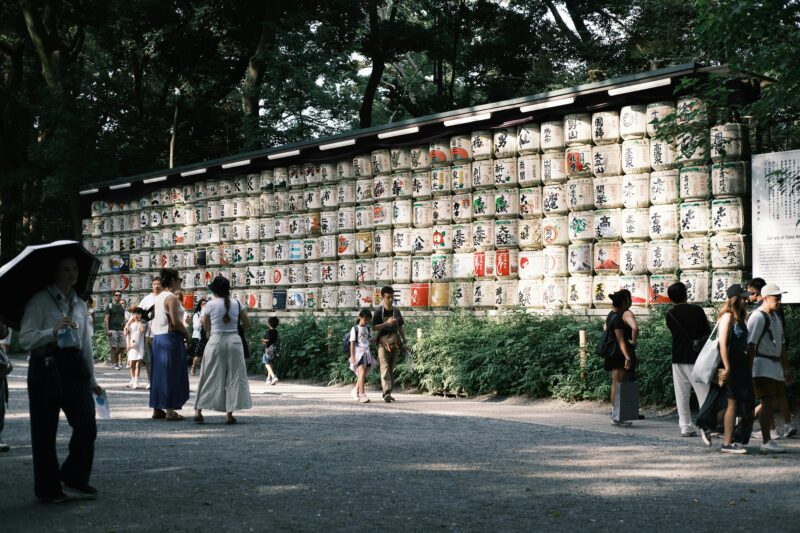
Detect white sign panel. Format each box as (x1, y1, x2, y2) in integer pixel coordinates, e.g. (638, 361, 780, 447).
(752, 149, 800, 303)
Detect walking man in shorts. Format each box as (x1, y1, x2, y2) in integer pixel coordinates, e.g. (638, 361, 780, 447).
(105, 291, 126, 370)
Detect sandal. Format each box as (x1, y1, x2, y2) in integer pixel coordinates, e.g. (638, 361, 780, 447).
(224, 416, 237, 425)
(165, 413, 185, 421)
(151, 409, 166, 419)
(193, 414, 205, 423)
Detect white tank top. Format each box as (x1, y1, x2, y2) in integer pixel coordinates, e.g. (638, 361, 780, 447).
(150, 291, 173, 335)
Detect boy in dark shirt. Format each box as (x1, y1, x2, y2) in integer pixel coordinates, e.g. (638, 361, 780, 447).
(372, 286, 407, 403)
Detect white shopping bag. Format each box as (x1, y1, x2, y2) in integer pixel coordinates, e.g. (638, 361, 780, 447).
(93, 391, 111, 419)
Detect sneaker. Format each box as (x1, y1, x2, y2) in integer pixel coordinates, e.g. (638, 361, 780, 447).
(383, 395, 394, 403)
(38, 492, 69, 504)
(133, 379, 139, 389)
(782, 424, 797, 438)
(760, 440, 786, 454)
(0, 440, 9, 452)
(271, 378, 279, 385)
(265, 377, 272, 384)
(351, 387, 359, 400)
(359, 396, 370, 403)
(720, 443, 748, 454)
(125, 380, 135, 389)
(700, 429, 712, 447)
(145, 383, 150, 391)
(751, 429, 780, 440)
(681, 430, 697, 437)
(63, 483, 98, 500)
(611, 419, 632, 427)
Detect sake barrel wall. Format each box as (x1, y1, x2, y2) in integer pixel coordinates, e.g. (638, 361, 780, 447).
(82, 98, 751, 314)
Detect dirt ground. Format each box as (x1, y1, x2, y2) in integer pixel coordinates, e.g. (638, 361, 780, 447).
(1, 355, 799, 532)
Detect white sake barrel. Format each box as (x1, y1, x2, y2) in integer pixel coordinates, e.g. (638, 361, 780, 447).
(679, 236, 710, 271)
(274, 239, 291, 263)
(621, 208, 650, 242)
(567, 178, 594, 212)
(288, 239, 304, 262)
(591, 111, 621, 145)
(288, 166, 304, 189)
(649, 137, 677, 171)
(649, 274, 678, 305)
(451, 224, 473, 253)
(158, 206, 173, 226)
(391, 171, 414, 198)
(471, 159, 493, 189)
(337, 259, 357, 284)
(712, 162, 748, 197)
(592, 144, 623, 178)
(318, 163, 336, 184)
(232, 221, 247, 242)
(565, 145, 593, 177)
(412, 227, 433, 255)
(356, 178, 373, 204)
(471, 189, 496, 219)
(594, 241, 621, 274)
(335, 181, 355, 207)
(679, 201, 710, 237)
(541, 152, 567, 184)
(540, 121, 564, 152)
(593, 208, 622, 240)
(542, 216, 569, 247)
(518, 218, 543, 250)
(494, 219, 518, 249)
(318, 184, 337, 210)
(259, 217, 276, 241)
(619, 242, 649, 275)
(392, 228, 413, 255)
(495, 189, 519, 219)
(472, 219, 495, 250)
(243, 242, 259, 264)
(373, 228, 392, 256)
(319, 234, 336, 260)
(355, 231, 374, 257)
(390, 199, 412, 227)
(411, 255, 432, 282)
(542, 277, 568, 309)
(111, 215, 124, 233)
(568, 243, 593, 275)
(677, 96, 708, 124)
(450, 164, 471, 193)
(206, 223, 221, 244)
(542, 246, 568, 277)
(494, 279, 517, 308)
(680, 271, 710, 304)
(160, 228, 173, 248)
(564, 113, 592, 146)
(274, 190, 290, 214)
(285, 287, 304, 309)
(259, 171, 274, 193)
(304, 188, 322, 212)
(335, 160, 353, 180)
(517, 123, 540, 155)
(711, 270, 744, 302)
(451, 194, 473, 223)
(618, 275, 649, 306)
(491, 158, 516, 188)
(592, 275, 620, 308)
(470, 130, 493, 160)
(355, 206, 374, 231)
(271, 264, 289, 287)
(430, 253, 453, 282)
(413, 200, 433, 228)
(319, 286, 337, 310)
(473, 250, 495, 280)
(305, 262, 322, 286)
(374, 256, 393, 282)
(289, 214, 306, 238)
(355, 258, 375, 285)
(593, 176, 624, 209)
(648, 204, 679, 240)
(303, 238, 321, 262)
(206, 201, 222, 222)
(320, 211, 338, 235)
(517, 279, 543, 308)
(450, 281, 473, 308)
(450, 135, 472, 162)
(675, 132, 708, 166)
(337, 207, 356, 233)
(320, 261, 338, 284)
(432, 225, 453, 252)
(542, 184, 568, 216)
(206, 179, 221, 198)
(519, 187, 543, 218)
(411, 170, 432, 199)
(392, 256, 412, 283)
(679, 166, 710, 200)
(337, 233, 356, 258)
(519, 250, 544, 280)
(622, 173, 650, 208)
(472, 279, 495, 308)
(431, 166, 452, 196)
(391, 148, 411, 172)
(259, 193, 275, 216)
(352, 154, 372, 178)
(452, 253, 474, 280)
(336, 285, 357, 310)
(218, 179, 235, 198)
(649, 170, 679, 205)
(517, 155, 541, 187)
(647, 240, 679, 274)
(372, 175, 392, 202)
(711, 233, 748, 269)
(710, 198, 745, 234)
(568, 210, 595, 243)
(566, 275, 593, 309)
(373, 202, 391, 229)
(620, 105, 647, 140)
(429, 139, 451, 166)
(431, 196, 452, 224)
(645, 101, 675, 137)
(710, 123, 745, 162)
(492, 128, 517, 158)
(370, 149, 391, 176)
(622, 139, 651, 174)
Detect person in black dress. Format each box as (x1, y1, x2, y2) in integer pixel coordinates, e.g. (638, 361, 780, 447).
(605, 289, 639, 426)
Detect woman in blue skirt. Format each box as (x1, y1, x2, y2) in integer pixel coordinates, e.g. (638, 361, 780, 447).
(149, 268, 190, 421)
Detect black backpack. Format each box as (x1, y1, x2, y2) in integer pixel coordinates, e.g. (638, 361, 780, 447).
(596, 313, 620, 359)
(342, 325, 370, 355)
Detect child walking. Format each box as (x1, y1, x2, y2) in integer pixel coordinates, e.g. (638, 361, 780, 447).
(261, 317, 280, 385)
(125, 308, 146, 389)
(349, 308, 375, 403)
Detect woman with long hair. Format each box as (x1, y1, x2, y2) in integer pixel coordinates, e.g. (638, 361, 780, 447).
(194, 276, 252, 425)
(606, 289, 639, 426)
(149, 268, 190, 421)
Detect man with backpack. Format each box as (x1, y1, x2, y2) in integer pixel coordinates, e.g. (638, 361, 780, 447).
(372, 286, 407, 403)
(665, 282, 711, 437)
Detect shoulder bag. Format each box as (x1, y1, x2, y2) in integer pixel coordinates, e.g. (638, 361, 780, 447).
(237, 301, 250, 360)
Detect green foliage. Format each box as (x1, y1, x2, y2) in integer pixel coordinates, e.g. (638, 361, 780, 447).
(92, 328, 111, 362)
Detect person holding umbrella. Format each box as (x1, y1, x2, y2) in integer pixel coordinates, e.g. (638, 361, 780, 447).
(11, 243, 102, 503)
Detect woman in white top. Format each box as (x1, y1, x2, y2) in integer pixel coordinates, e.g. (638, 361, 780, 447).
(194, 276, 252, 424)
(148, 268, 190, 421)
(190, 299, 207, 376)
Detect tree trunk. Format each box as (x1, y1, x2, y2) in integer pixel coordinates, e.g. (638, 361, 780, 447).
(241, 5, 275, 149)
(448, 0, 464, 108)
(169, 93, 181, 169)
(358, 0, 398, 128)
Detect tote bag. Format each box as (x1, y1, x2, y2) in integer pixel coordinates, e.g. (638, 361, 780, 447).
(691, 322, 720, 385)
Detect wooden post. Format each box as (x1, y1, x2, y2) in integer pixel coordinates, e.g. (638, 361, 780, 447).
(416, 328, 422, 341)
(579, 329, 587, 381)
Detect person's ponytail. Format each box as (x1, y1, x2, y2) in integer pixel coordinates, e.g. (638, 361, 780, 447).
(223, 296, 231, 323)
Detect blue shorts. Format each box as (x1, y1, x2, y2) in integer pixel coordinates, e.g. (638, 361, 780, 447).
(261, 354, 273, 365)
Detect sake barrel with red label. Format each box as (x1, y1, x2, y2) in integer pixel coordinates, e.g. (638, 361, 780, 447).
(337, 233, 356, 258)
(517, 155, 541, 186)
(430, 253, 453, 282)
(472, 189, 496, 219)
(622, 173, 650, 208)
(679, 201, 710, 237)
(493, 128, 517, 158)
(592, 275, 620, 308)
(409, 145, 431, 171)
(679, 166, 710, 200)
(678, 236, 710, 271)
(495, 249, 519, 279)
(620, 105, 647, 140)
(710, 198, 745, 234)
(592, 144, 622, 178)
(392, 199, 412, 227)
(710, 123, 745, 162)
(373, 229, 392, 256)
(645, 101, 675, 137)
(392, 255, 412, 283)
(647, 240, 679, 274)
(336, 181, 356, 206)
(566, 275, 593, 309)
(373, 175, 392, 202)
(649, 274, 678, 304)
(471, 159, 493, 189)
(336, 285, 357, 310)
(648, 204, 679, 240)
(542, 277, 568, 309)
(622, 139, 651, 175)
(649, 137, 677, 171)
(593, 208, 622, 241)
(565, 145, 593, 177)
(411, 256, 432, 282)
(619, 242, 649, 275)
(567, 243, 593, 275)
(450, 135, 472, 162)
(374, 257, 393, 283)
(591, 111, 620, 145)
(431, 166, 452, 195)
(431, 225, 453, 252)
(392, 228, 413, 255)
(517, 279, 543, 308)
(711, 162, 748, 197)
(680, 271, 710, 304)
(451, 164, 471, 192)
(675, 132, 708, 166)
(354, 258, 375, 285)
(451, 224, 473, 253)
(542, 216, 569, 247)
(594, 241, 621, 274)
(494, 219, 517, 249)
(519, 187, 543, 218)
(568, 211, 594, 243)
(542, 184, 568, 216)
(470, 130, 492, 160)
(430, 139, 452, 167)
(391, 148, 411, 172)
(567, 178, 594, 212)
(541, 152, 567, 184)
(516, 123, 540, 155)
(472, 250, 495, 279)
(621, 208, 650, 242)
(541, 246, 567, 277)
(593, 176, 624, 209)
(431, 197, 452, 224)
(272, 264, 289, 286)
(472, 280, 495, 308)
(649, 170, 679, 205)
(518, 218, 542, 250)
(540, 121, 564, 153)
(711, 234, 748, 269)
(564, 113, 592, 147)
(412, 227, 433, 255)
(618, 275, 649, 306)
(519, 250, 543, 280)
(390, 171, 413, 199)
(710, 270, 744, 302)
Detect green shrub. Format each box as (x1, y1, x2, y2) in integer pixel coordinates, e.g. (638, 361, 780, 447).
(92, 328, 111, 362)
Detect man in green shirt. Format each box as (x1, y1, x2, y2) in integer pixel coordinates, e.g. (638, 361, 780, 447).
(105, 291, 127, 370)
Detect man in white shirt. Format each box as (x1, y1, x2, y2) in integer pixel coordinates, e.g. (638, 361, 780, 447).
(128, 277, 162, 389)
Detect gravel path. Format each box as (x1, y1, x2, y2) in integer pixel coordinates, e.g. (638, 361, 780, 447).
(1, 355, 799, 532)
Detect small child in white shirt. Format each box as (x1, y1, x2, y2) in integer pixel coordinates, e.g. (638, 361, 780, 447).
(349, 308, 375, 403)
(125, 308, 146, 389)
